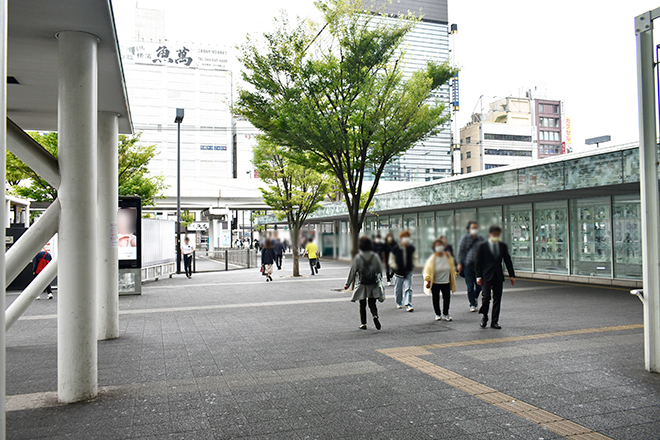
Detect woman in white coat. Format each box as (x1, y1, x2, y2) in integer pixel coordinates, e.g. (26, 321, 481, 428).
(423, 238, 458, 322)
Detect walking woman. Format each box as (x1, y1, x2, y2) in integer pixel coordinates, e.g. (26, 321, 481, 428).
(344, 236, 383, 330)
(383, 233, 396, 286)
(261, 239, 275, 282)
(423, 238, 458, 322)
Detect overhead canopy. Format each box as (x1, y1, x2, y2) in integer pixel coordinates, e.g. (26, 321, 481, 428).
(7, 0, 133, 134)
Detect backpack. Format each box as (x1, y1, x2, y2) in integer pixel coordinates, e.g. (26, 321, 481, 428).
(36, 254, 49, 274)
(359, 254, 379, 285)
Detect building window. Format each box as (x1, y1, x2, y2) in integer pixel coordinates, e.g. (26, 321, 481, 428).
(484, 149, 532, 157)
(460, 153, 464, 160)
(466, 151, 471, 159)
(484, 133, 532, 142)
(538, 103, 544, 113)
(466, 136, 471, 144)
(485, 164, 506, 170)
(467, 166, 472, 173)
(554, 105, 559, 114)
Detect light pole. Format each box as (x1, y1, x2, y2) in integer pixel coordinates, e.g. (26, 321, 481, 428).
(175, 108, 184, 274)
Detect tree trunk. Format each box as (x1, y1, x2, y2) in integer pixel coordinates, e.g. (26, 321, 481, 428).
(291, 224, 301, 277)
(349, 216, 361, 258)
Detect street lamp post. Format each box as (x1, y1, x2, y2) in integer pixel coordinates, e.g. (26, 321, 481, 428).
(175, 108, 184, 274)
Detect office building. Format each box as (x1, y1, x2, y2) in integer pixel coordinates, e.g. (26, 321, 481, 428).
(459, 97, 537, 173)
(373, 0, 453, 182)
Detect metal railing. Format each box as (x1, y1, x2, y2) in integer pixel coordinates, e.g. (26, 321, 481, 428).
(195, 248, 259, 271)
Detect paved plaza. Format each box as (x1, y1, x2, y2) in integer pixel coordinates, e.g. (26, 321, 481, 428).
(5, 260, 660, 439)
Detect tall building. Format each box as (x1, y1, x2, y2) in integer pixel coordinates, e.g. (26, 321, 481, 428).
(118, 2, 259, 219)
(373, 0, 453, 182)
(534, 99, 564, 158)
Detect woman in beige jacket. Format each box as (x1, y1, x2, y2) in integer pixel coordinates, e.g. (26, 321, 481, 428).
(423, 239, 458, 322)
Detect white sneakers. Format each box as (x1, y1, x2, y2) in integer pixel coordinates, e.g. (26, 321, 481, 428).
(435, 315, 442, 321)
(406, 305, 414, 312)
(469, 305, 477, 312)
(442, 315, 452, 322)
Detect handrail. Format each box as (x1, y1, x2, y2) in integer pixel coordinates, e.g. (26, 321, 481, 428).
(6, 256, 58, 331)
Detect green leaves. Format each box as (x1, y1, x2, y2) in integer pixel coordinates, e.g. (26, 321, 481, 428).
(235, 0, 457, 254)
(7, 132, 167, 208)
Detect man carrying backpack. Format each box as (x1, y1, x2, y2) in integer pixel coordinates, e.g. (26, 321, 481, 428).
(344, 236, 383, 330)
(32, 247, 53, 300)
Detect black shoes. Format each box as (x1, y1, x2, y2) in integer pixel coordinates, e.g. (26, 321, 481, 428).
(359, 324, 367, 330)
(491, 323, 501, 329)
(480, 316, 488, 328)
(373, 316, 381, 330)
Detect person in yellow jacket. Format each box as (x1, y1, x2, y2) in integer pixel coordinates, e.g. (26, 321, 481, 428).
(423, 239, 458, 322)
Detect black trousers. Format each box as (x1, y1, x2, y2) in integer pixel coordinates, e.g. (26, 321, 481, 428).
(183, 254, 193, 277)
(35, 274, 52, 294)
(275, 254, 283, 269)
(431, 283, 451, 316)
(479, 278, 503, 324)
(359, 298, 378, 325)
(309, 258, 318, 274)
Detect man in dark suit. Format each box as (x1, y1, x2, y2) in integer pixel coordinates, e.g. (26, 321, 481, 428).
(476, 225, 515, 329)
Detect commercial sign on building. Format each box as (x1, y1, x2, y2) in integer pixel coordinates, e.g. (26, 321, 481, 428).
(565, 117, 572, 153)
(451, 73, 459, 111)
(200, 145, 227, 151)
(123, 42, 228, 70)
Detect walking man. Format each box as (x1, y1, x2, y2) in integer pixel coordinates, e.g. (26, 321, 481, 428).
(389, 230, 417, 312)
(476, 225, 515, 329)
(273, 238, 284, 270)
(181, 237, 195, 279)
(304, 236, 320, 276)
(457, 221, 485, 312)
(32, 248, 53, 300)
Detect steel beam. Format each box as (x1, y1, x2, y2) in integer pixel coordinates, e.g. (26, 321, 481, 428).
(6, 118, 60, 188)
(5, 257, 57, 331)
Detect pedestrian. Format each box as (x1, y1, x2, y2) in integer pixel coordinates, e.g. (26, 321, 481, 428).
(423, 239, 457, 322)
(389, 230, 417, 312)
(261, 239, 275, 282)
(32, 248, 53, 300)
(383, 232, 396, 286)
(344, 236, 383, 330)
(254, 239, 261, 252)
(438, 235, 454, 257)
(181, 237, 195, 279)
(456, 221, 485, 312)
(476, 225, 516, 329)
(373, 234, 385, 264)
(273, 239, 284, 270)
(304, 236, 320, 276)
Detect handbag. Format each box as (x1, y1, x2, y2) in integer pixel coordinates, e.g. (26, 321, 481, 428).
(316, 260, 321, 269)
(377, 274, 386, 303)
(260, 265, 265, 274)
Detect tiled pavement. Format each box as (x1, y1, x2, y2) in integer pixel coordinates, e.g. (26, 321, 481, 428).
(5, 260, 660, 439)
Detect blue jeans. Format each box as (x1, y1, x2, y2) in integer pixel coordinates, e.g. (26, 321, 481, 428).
(394, 272, 413, 307)
(463, 264, 481, 307)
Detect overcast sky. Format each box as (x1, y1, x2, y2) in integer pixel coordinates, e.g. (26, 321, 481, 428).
(113, 0, 659, 152)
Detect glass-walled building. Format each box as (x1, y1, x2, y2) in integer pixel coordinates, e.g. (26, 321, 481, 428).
(257, 143, 643, 287)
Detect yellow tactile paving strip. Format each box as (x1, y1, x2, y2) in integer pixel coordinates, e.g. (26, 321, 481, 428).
(378, 324, 644, 439)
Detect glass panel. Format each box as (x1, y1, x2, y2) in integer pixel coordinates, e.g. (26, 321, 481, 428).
(436, 210, 455, 251)
(519, 164, 564, 194)
(482, 170, 519, 199)
(570, 197, 612, 277)
(455, 208, 478, 250)
(623, 148, 640, 183)
(364, 216, 374, 234)
(504, 204, 533, 271)
(339, 221, 350, 259)
(613, 195, 643, 279)
(534, 201, 568, 274)
(452, 178, 482, 202)
(478, 206, 503, 232)
(565, 152, 623, 190)
(378, 216, 390, 231)
(389, 215, 402, 240)
(419, 212, 435, 262)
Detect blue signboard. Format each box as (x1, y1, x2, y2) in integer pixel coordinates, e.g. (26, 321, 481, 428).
(451, 73, 459, 111)
(200, 145, 227, 151)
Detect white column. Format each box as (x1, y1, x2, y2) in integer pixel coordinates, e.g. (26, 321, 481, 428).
(0, 0, 8, 434)
(97, 112, 119, 340)
(636, 10, 660, 372)
(57, 31, 99, 403)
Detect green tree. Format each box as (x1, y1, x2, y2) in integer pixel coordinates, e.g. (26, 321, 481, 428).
(180, 210, 195, 229)
(7, 132, 167, 208)
(253, 137, 331, 277)
(235, 0, 458, 255)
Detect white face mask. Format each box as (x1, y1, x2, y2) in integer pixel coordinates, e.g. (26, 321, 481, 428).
(402, 237, 411, 245)
(490, 236, 501, 243)
(375, 238, 381, 243)
(435, 245, 445, 253)
(469, 228, 479, 236)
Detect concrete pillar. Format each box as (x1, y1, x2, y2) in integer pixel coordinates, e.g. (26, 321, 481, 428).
(57, 31, 99, 403)
(97, 112, 119, 340)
